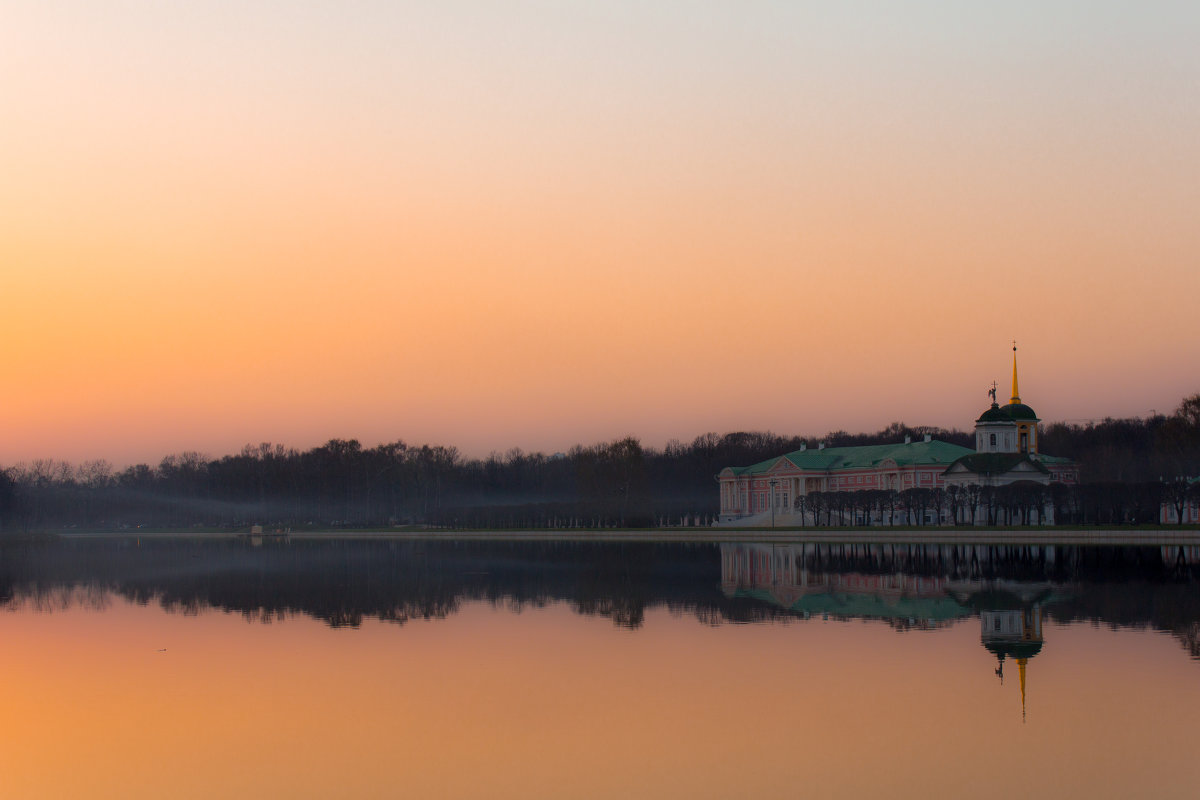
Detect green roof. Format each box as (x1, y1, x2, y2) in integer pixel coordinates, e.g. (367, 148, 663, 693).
(977, 401, 1040, 423)
(977, 403, 1015, 424)
(1001, 402, 1039, 421)
(727, 440, 976, 476)
(945, 452, 1050, 476)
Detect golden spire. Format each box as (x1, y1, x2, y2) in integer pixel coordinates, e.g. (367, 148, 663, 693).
(1018, 656, 1027, 722)
(1011, 342, 1021, 404)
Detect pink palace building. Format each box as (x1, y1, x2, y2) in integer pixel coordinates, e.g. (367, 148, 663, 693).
(718, 349, 1078, 525)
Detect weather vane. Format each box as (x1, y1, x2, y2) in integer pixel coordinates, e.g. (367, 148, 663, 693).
(988, 381, 998, 404)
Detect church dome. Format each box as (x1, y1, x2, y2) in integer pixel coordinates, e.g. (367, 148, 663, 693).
(1001, 402, 1039, 421)
(977, 404, 1014, 424)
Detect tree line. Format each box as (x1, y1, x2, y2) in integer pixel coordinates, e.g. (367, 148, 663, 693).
(790, 481, 1182, 527)
(1, 394, 1197, 532)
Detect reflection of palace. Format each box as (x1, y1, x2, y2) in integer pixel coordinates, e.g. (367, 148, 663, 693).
(720, 543, 972, 627)
(717, 348, 1077, 525)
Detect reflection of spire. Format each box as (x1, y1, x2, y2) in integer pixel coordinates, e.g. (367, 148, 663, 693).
(980, 605, 1042, 723)
(1018, 657, 1027, 722)
(1011, 342, 1021, 404)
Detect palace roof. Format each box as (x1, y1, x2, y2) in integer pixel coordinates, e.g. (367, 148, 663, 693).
(724, 440, 975, 477)
(945, 452, 1050, 477)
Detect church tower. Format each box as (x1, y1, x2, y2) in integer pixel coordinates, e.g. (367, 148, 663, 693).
(974, 345, 1041, 455)
(1000, 344, 1040, 455)
(975, 383, 1018, 454)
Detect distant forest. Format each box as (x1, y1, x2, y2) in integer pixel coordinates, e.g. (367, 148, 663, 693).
(2, 394, 1198, 531)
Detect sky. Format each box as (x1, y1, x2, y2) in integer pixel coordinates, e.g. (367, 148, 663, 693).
(3, 1, 1199, 467)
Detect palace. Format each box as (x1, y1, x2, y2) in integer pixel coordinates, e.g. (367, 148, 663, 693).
(717, 347, 1078, 525)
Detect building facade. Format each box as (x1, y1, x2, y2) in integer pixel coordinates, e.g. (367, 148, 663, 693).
(1159, 479, 1200, 524)
(717, 348, 1078, 524)
(718, 436, 974, 523)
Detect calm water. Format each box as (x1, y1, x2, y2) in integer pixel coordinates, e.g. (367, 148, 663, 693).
(2, 537, 1198, 799)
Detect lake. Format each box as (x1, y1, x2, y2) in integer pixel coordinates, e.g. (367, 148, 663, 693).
(2, 536, 1198, 798)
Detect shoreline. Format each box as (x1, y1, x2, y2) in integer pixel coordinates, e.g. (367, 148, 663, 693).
(48, 527, 1200, 546)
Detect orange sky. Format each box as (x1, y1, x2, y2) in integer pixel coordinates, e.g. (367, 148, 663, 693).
(3, 3, 1199, 466)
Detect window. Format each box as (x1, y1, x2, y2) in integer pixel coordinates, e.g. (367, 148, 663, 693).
(989, 433, 997, 447)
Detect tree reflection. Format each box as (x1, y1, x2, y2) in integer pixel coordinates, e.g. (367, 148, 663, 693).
(0, 538, 1197, 657)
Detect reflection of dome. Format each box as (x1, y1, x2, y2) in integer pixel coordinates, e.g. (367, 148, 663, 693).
(1000, 402, 1039, 421)
(980, 608, 1044, 660)
(984, 639, 1043, 660)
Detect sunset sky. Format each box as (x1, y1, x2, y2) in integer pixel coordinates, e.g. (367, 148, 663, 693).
(3, 1, 1199, 467)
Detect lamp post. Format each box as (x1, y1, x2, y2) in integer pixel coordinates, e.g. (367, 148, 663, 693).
(770, 479, 779, 528)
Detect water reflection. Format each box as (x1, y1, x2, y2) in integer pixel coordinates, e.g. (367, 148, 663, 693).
(717, 540, 1200, 659)
(716, 539, 1200, 726)
(3, 536, 1200, 798)
(0, 539, 725, 629)
(1, 537, 1198, 659)
(721, 542, 1057, 718)
(721, 543, 973, 629)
